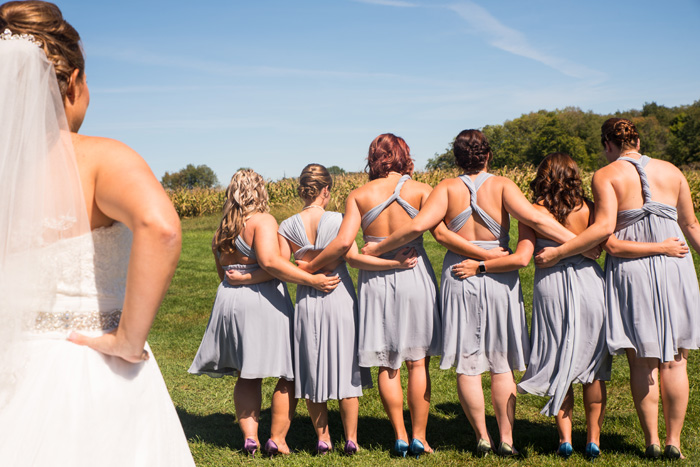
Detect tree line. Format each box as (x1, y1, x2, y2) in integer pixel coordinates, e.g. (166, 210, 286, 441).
(427, 100, 700, 171)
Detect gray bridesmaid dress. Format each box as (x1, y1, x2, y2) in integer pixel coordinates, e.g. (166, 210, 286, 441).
(357, 175, 441, 369)
(278, 212, 372, 402)
(517, 237, 612, 416)
(605, 156, 700, 361)
(440, 173, 530, 375)
(188, 235, 295, 380)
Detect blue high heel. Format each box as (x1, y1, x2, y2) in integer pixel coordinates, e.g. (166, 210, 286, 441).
(392, 439, 409, 458)
(408, 439, 425, 459)
(557, 442, 573, 459)
(585, 442, 600, 460)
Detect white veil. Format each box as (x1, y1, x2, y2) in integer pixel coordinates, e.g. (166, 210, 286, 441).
(0, 31, 91, 405)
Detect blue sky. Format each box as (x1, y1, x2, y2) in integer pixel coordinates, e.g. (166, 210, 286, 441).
(59, 0, 700, 183)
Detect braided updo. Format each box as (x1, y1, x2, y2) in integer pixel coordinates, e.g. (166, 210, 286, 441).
(601, 118, 639, 151)
(298, 164, 332, 202)
(453, 129, 492, 174)
(0, 1, 84, 98)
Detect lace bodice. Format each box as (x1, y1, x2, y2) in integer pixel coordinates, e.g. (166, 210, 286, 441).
(51, 222, 132, 312)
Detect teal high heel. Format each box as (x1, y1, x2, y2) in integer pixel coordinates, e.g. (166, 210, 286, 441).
(585, 442, 600, 460)
(392, 439, 408, 458)
(557, 442, 573, 459)
(408, 439, 425, 459)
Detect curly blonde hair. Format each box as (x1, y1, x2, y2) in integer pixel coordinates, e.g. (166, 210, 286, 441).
(213, 170, 269, 254)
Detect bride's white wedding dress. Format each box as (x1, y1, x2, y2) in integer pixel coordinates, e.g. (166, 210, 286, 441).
(0, 223, 195, 467)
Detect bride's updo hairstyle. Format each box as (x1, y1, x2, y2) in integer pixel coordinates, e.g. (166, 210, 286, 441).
(298, 164, 333, 202)
(214, 169, 269, 254)
(0, 1, 84, 99)
(366, 133, 414, 180)
(453, 129, 492, 175)
(601, 118, 639, 151)
(530, 152, 586, 225)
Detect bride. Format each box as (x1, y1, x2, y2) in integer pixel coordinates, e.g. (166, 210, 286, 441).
(0, 2, 194, 466)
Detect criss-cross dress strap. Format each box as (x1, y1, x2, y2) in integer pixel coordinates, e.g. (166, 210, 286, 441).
(361, 175, 418, 231)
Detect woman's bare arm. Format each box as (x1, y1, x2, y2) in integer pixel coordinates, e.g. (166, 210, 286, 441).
(69, 138, 181, 363)
(452, 222, 536, 278)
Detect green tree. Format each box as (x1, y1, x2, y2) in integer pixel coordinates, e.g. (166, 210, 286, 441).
(162, 164, 219, 189)
(327, 165, 347, 175)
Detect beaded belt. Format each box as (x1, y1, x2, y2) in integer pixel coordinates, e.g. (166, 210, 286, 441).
(28, 309, 122, 332)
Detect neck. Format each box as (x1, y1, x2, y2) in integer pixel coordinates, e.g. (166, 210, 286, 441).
(302, 203, 325, 211)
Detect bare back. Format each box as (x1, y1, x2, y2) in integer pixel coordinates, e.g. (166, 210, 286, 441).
(605, 157, 683, 211)
(442, 174, 510, 242)
(353, 174, 430, 238)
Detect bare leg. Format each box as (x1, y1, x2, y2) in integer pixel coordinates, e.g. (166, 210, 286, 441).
(626, 349, 660, 448)
(555, 386, 574, 445)
(234, 378, 262, 446)
(456, 373, 491, 444)
(406, 357, 433, 452)
(659, 350, 688, 456)
(339, 397, 359, 445)
(269, 378, 298, 454)
(491, 371, 517, 448)
(378, 366, 408, 442)
(306, 400, 331, 446)
(582, 380, 606, 445)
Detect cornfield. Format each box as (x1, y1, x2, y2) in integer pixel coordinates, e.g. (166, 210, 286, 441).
(168, 168, 700, 218)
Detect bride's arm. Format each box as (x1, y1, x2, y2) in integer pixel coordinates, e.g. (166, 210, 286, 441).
(69, 138, 181, 363)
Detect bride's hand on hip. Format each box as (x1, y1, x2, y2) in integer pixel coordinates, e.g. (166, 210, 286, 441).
(68, 330, 150, 363)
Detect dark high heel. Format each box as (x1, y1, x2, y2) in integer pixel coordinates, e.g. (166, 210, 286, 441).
(264, 439, 279, 457)
(645, 444, 661, 459)
(408, 438, 425, 459)
(585, 442, 600, 460)
(392, 439, 409, 458)
(316, 440, 331, 455)
(344, 440, 358, 456)
(664, 445, 681, 460)
(243, 438, 258, 457)
(476, 438, 492, 457)
(497, 442, 517, 457)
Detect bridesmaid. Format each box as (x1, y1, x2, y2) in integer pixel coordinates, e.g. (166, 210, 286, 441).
(452, 153, 612, 458)
(276, 163, 418, 454)
(536, 119, 700, 459)
(297, 135, 444, 458)
(362, 131, 593, 457)
(188, 169, 340, 456)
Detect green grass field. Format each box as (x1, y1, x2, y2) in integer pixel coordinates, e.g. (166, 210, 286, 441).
(150, 213, 700, 466)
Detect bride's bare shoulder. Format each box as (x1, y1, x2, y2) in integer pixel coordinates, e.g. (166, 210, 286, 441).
(72, 134, 152, 174)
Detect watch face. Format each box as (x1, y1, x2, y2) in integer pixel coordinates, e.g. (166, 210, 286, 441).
(478, 263, 486, 273)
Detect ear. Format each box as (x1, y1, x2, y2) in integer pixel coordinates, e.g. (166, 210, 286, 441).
(64, 68, 82, 104)
(321, 186, 330, 198)
(636, 139, 641, 151)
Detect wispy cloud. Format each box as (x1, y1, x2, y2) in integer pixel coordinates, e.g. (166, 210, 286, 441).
(352, 0, 420, 7)
(447, 2, 605, 81)
(351, 0, 605, 81)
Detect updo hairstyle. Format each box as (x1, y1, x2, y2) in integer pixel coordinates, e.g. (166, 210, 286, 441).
(214, 169, 269, 254)
(453, 129, 492, 174)
(530, 152, 586, 224)
(366, 133, 414, 180)
(601, 118, 639, 151)
(0, 1, 84, 98)
(298, 164, 333, 202)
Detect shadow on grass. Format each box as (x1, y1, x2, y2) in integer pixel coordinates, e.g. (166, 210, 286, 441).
(177, 407, 398, 454)
(178, 402, 642, 457)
